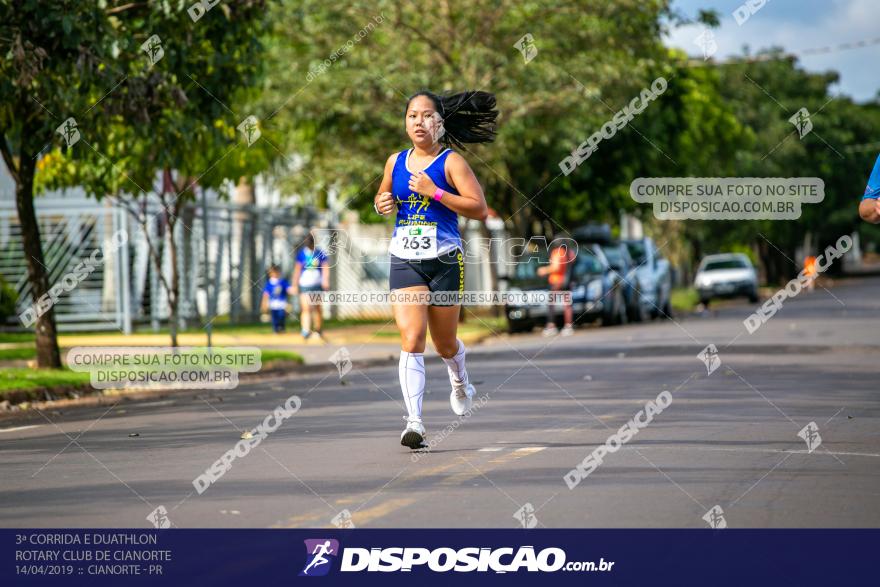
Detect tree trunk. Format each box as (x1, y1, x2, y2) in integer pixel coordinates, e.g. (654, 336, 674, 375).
(479, 222, 501, 318)
(233, 176, 257, 322)
(15, 134, 62, 368)
(178, 203, 197, 325)
(164, 171, 186, 348)
(167, 217, 180, 348)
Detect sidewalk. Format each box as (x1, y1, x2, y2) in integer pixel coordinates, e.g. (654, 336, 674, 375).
(51, 321, 497, 365)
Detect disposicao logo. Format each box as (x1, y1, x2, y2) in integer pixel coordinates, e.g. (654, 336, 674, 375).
(300, 539, 339, 577)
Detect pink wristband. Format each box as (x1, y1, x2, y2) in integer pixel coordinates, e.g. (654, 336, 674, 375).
(433, 188, 444, 201)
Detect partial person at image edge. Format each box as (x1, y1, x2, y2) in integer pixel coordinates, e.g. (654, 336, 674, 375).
(858, 153, 880, 224)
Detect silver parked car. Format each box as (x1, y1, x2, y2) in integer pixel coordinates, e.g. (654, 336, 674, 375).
(624, 237, 672, 318)
(694, 253, 759, 305)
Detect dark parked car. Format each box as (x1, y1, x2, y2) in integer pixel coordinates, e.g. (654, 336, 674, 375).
(569, 244, 627, 327)
(571, 224, 646, 322)
(503, 240, 626, 333)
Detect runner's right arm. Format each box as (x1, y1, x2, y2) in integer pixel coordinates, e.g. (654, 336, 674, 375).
(374, 153, 397, 215)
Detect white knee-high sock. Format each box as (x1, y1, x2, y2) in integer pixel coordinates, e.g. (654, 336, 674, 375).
(442, 339, 469, 387)
(399, 351, 425, 421)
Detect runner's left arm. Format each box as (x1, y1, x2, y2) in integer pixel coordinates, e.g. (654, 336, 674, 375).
(858, 154, 880, 223)
(409, 152, 488, 221)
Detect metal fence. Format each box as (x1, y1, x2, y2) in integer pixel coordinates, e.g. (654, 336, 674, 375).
(1, 196, 326, 332)
(0, 199, 130, 331)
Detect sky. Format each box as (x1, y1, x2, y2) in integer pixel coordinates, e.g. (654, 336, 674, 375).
(665, 0, 879, 102)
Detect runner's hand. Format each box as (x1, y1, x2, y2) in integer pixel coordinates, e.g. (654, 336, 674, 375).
(408, 171, 438, 198)
(375, 191, 395, 215)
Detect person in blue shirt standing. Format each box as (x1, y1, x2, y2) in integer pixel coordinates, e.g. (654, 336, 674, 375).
(293, 232, 330, 340)
(858, 154, 880, 224)
(261, 265, 291, 334)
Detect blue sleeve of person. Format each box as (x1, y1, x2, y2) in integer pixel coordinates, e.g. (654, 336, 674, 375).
(863, 154, 880, 200)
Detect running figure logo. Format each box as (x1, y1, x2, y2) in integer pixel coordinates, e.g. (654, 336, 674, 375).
(702, 505, 727, 529)
(696, 344, 721, 375)
(513, 33, 538, 64)
(140, 34, 165, 67)
(237, 115, 261, 146)
(693, 28, 717, 60)
(56, 117, 80, 148)
(513, 503, 538, 528)
(146, 505, 171, 529)
(300, 539, 339, 577)
(797, 421, 822, 453)
(789, 107, 813, 139)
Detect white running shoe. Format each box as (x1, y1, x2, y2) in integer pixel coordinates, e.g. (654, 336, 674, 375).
(449, 382, 475, 416)
(561, 324, 575, 336)
(400, 417, 426, 449)
(542, 324, 558, 337)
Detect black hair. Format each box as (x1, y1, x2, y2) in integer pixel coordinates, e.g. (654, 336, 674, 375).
(406, 90, 498, 149)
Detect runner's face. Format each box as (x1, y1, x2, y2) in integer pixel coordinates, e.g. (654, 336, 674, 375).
(406, 95, 443, 148)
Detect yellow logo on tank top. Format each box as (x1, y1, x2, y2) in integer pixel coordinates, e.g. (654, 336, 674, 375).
(403, 193, 431, 214)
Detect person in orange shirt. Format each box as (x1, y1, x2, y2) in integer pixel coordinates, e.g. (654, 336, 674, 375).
(803, 255, 817, 292)
(538, 241, 574, 336)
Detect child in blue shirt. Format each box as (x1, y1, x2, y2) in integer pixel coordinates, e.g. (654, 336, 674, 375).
(261, 265, 291, 333)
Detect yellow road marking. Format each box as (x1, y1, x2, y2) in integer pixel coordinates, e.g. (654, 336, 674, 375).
(347, 497, 417, 526)
(440, 447, 546, 486)
(274, 462, 458, 527)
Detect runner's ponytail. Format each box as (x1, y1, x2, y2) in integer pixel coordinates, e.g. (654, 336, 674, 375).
(406, 90, 498, 148)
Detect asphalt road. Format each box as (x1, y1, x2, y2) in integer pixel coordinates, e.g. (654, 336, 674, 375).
(2, 276, 879, 529)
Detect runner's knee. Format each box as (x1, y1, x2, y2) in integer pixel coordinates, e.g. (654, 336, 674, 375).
(433, 339, 459, 358)
(400, 333, 426, 354)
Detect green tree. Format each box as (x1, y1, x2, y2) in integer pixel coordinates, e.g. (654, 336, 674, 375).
(1, 0, 122, 367)
(695, 52, 880, 282)
(3, 1, 270, 351)
(261, 0, 674, 237)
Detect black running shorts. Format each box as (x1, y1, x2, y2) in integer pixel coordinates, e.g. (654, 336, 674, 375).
(389, 249, 464, 306)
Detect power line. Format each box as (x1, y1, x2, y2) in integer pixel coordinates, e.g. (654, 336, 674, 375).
(687, 35, 880, 67)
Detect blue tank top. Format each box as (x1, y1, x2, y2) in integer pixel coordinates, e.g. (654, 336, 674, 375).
(391, 148, 462, 256)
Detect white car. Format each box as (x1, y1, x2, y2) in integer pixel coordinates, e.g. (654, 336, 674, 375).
(694, 253, 759, 305)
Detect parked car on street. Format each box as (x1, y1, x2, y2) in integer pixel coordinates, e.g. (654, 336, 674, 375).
(694, 253, 759, 305)
(598, 241, 648, 322)
(570, 224, 649, 322)
(623, 237, 672, 319)
(569, 244, 628, 327)
(503, 240, 626, 333)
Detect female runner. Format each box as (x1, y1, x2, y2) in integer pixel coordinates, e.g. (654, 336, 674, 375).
(373, 90, 498, 448)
